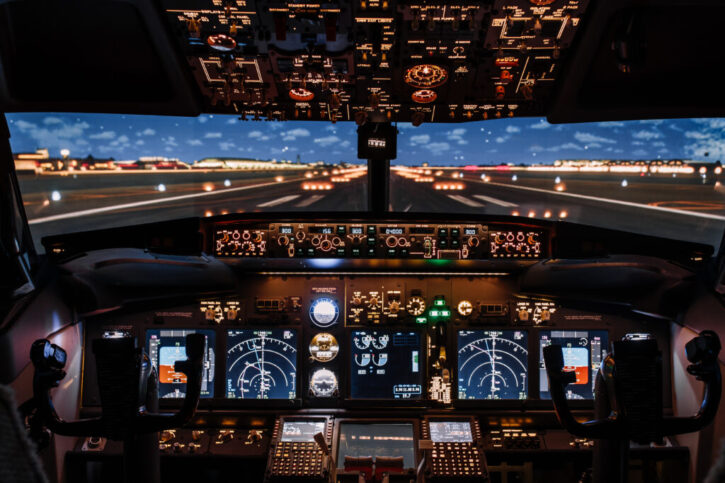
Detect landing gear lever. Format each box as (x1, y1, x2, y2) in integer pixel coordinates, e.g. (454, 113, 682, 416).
(543, 331, 721, 483)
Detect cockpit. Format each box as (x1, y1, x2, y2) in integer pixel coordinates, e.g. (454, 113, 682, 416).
(1, 1, 724, 483)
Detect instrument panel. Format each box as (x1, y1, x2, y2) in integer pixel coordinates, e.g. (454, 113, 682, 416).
(82, 273, 671, 409)
(160, 0, 589, 122)
(213, 221, 547, 260)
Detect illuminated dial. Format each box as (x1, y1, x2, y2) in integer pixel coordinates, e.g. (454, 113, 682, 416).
(309, 333, 339, 362)
(371, 334, 389, 350)
(353, 334, 373, 350)
(289, 88, 315, 101)
(309, 298, 339, 328)
(207, 34, 236, 52)
(310, 369, 338, 398)
(404, 64, 448, 88)
(406, 296, 426, 316)
(367, 295, 381, 311)
(411, 89, 438, 104)
(457, 300, 474, 317)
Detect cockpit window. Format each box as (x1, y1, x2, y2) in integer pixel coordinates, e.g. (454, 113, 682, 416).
(392, 118, 725, 248)
(6, 113, 725, 250)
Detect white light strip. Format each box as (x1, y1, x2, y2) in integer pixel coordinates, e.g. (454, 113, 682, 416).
(256, 272, 513, 276)
(28, 177, 306, 225)
(479, 180, 725, 222)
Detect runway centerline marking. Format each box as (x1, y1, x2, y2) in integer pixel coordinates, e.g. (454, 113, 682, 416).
(472, 194, 518, 207)
(447, 194, 485, 208)
(257, 195, 300, 207)
(479, 181, 725, 221)
(295, 195, 325, 207)
(28, 177, 306, 225)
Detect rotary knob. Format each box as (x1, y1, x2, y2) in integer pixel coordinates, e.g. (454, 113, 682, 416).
(388, 300, 400, 314)
(352, 296, 362, 306)
(406, 296, 426, 316)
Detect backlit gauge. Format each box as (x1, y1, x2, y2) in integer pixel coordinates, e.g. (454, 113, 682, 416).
(207, 34, 236, 52)
(310, 369, 338, 398)
(457, 300, 474, 317)
(371, 334, 389, 350)
(353, 333, 373, 350)
(404, 64, 448, 88)
(529, 0, 555, 5)
(411, 89, 438, 104)
(289, 88, 315, 101)
(406, 296, 426, 316)
(309, 333, 339, 362)
(309, 298, 339, 328)
(367, 295, 382, 311)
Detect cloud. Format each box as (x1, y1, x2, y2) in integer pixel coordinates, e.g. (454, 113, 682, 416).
(226, 118, 238, 125)
(248, 131, 264, 138)
(137, 128, 156, 136)
(205, 132, 223, 138)
(14, 120, 37, 131)
(314, 135, 342, 147)
(282, 128, 310, 141)
(495, 136, 509, 143)
(89, 131, 116, 140)
(135, 140, 145, 146)
(597, 121, 625, 127)
(197, 115, 212, 124)
(163, 136, 178, 147)
(410, 134, 431, 145)
(631, 130, 662, 140)
(573, 132, 616, 144)
(425, 142, 450, 155)
(187, 139, 203, 146)
(219, 142, 235, 151)
(445, 128, 468, 145)
(529, 120, 552, 129)
(505, 125, 521, 134)
(42, 117, 63, 125)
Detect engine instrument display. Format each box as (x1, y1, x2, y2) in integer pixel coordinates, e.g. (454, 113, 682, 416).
(226, 329, 297, 400)
(281, 420, 327, 442)
(457, 330, 528, 400)
(539, 330, 608, 400)
(350, 330, 423, 400)
(429, 421, 474, 443)
(337, 423, 416, 469)
(145, 329, 215, 399)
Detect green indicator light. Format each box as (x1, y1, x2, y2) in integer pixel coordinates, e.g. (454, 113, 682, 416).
(434, 299, 445, 306)
(429, 310, 440, 317)
(441, 310, 451, 317)
(416, 317, 427, 324)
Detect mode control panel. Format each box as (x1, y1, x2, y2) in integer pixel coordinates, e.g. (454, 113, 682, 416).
(213, 221, 548, 260)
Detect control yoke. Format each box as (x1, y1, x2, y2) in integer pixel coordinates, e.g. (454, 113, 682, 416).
(30, 334, 205, 438)
(543, 330, 721, 441)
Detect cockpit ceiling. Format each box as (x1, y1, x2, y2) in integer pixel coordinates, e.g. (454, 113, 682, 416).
(1, 0, 725, 122)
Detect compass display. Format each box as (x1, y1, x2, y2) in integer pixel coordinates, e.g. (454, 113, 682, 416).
(539, 330, 608, 400)
(309, 298, 339, 328)
(146, 329, 215, 399)
(350, 330, 423, 400)
(226, 329, 297, 400)
(457, 330, 528, 400)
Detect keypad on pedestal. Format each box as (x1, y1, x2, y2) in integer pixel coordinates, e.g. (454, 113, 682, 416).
(270, 441, 324, 478)
(430, 441, 484, 478)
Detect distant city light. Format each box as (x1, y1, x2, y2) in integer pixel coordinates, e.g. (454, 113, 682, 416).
(543, 211, 552, 218)
(224, 179, 231, 187)
(554, 176, 561, 183)
(60, 149, 70, 158)
(157, 184, 166, 192)
(512, 175, 518, 181)
(50, 190, 61, 201)
(528, 210, 536, 218)
(621, 179, 628, 187)
(559, 210, 568, 219)
(511, 210, 519, 216)
(204, 210, 213, 217)
(203, 183, 214, 192)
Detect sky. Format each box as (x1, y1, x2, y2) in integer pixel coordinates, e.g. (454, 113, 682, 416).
(6, 113, 725, 166)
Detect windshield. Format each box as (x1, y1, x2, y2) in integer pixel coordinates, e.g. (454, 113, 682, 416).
(7, 113, 725, 251)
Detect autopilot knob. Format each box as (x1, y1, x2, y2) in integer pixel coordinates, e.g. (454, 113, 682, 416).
(247, 430, 263, 444)
(352, 296, 362, 306)
(388, 300, 400, 314)
(226, 307, 239, 321)
(518, 309, 530, 321)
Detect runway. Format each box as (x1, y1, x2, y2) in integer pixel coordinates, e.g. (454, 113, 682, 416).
(17, 167, 725, 250)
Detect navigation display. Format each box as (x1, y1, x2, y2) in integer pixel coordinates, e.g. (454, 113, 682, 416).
(337, 423, 416, 469)
(457, 330, 528, 400)
(539, 330, 608, 400)
(280, 421, 326, 442)
(429, 422, 474, 443)
(226, 329, 297, 400)
(145, 329, 215, 399)
(350, 330, 423, 400)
